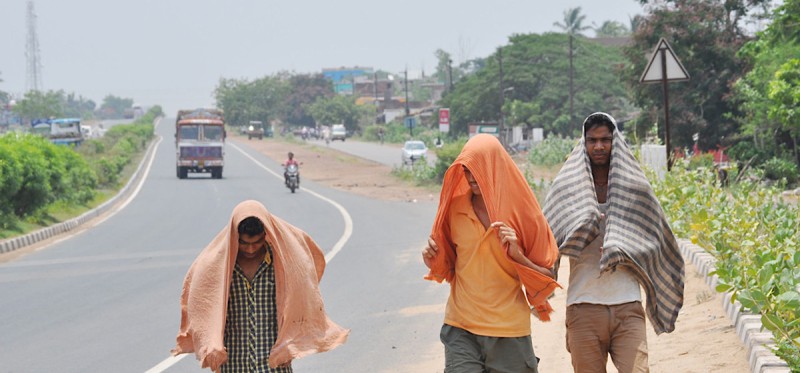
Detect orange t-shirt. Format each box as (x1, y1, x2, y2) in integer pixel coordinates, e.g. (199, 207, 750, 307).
(444, 194, 531, 337)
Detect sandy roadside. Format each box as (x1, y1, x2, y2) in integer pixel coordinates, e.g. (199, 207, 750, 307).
(233, 134, 753, 373)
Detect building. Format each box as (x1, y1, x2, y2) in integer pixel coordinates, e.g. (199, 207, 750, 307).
(322, 66, 374, 95)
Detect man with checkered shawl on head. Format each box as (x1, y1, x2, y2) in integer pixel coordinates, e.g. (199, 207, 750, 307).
(543, 113, 685, 373)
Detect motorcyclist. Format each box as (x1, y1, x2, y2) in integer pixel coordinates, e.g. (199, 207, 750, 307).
(282, 152, 300, 187)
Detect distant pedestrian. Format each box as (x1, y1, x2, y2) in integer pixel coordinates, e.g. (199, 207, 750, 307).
(543, 112, 685, 373)
(172, 200, 348, 372)
(422, 134, 561, 372)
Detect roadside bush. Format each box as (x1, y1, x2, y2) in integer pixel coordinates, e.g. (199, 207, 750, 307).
(687, 153, 715, 170)
(0, 134, 55, 217)
(433, 137, 468, 182)
(727, 140, 772, 166)
(0, 141, 23, 228)
(762, 157, 799, 184)
(527, 136, 576, 166)
(391, 160, 437, 185)
(77, 122, 154, 188)
(55, 146, 97, 204)
(651, 160, 800, 368)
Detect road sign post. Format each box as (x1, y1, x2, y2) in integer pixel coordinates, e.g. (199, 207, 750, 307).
(438, 108, 450, 133)
(404, 117, 417, 137)
(640, 38, 690, 171)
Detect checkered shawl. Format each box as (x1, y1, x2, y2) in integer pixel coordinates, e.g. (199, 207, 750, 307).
(542, 112, 685, 334)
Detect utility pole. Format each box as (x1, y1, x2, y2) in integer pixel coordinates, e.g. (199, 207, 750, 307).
(373, 72, 379, 124)
(404, 68, 410, 117)
(25, 0, 43, 93)
(404, 68, 412, 137)
(447, 59, 454, 92)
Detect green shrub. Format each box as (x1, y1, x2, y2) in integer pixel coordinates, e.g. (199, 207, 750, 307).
(762, 157, 799, 184)
(433, 137, 468, 182)
(391, 159, 437, 185)
(687, 153, 715, 170)
(77, 122, 154, 188)
(527, 136, 577, 166)
(0, 141, 23, 228)
(651, 160, 800, 368)
(0, 134, 55, 217)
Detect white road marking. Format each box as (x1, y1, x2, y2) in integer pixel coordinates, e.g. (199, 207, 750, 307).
(30, 119, 163, 252)
(144, 355, 185, 373)
(146, 141, 354, 372)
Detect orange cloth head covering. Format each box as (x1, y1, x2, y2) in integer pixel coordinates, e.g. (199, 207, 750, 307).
(172, 200, 349, 370)
(425, 134, 561, 320)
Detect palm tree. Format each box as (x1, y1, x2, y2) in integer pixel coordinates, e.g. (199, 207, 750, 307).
(554, 7, 591, 125)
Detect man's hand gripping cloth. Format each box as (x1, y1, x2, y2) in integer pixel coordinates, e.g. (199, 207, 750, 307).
(542, 112, 685, 334)
(425, 134, 561, 320)
(172, 200, 349, 370)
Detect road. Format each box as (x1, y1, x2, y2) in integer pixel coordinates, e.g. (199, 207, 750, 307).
(0, 118, 446, 372)
(308, 137, 438, 168)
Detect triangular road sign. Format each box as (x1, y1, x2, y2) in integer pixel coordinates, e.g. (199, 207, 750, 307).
(640, 38, 690, 83)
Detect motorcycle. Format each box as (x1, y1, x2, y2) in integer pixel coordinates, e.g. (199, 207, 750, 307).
(285, 163, 300, 193)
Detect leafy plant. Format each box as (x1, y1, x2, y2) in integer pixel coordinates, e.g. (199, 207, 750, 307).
(651, 159, 800, 368)
(527, 136, 576, 166)
(762, 157, 799, 184)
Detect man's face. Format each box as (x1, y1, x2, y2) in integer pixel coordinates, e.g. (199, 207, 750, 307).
(462, 166, 481, 196)
(585, 124, 613, 167)
(238, 233, 267, 260)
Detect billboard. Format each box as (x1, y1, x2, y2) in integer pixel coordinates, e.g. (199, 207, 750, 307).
(438, 108, 450, 132)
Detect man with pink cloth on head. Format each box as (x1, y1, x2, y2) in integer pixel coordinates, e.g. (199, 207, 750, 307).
(172, 200, 348, 372)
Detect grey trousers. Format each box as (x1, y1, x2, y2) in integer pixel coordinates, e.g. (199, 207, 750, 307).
(440, 324, 539, 373)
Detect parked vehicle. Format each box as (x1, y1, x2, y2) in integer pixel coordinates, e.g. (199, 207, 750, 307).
(331, 124, 346, 141)
(401, 140, 428, 165)
(31, 118, 84, 146)
(175, 108, 225, 179)
(285, 163, 300, 193)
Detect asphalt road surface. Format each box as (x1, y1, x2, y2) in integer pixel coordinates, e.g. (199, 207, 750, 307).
(0, 118, 447, 372)
(313, 137, 438, 168)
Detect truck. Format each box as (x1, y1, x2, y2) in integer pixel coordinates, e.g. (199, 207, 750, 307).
(175, 108, 226, 179)
(31, 118, 84, 146)
(246, 120, 264, 140)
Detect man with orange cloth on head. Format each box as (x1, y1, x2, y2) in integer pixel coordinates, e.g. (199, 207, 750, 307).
(422, 134, 561, 372)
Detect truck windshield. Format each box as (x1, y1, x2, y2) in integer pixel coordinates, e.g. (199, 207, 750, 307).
(203, 125, 224, 141)
(179, 125, 200, 140)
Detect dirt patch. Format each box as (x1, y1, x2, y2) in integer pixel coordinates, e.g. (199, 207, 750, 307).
(230, 135, 440, 203)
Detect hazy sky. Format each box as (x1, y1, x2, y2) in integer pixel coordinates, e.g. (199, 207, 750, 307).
(1, 0, 645, 114)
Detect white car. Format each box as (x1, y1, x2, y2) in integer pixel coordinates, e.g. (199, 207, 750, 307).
(331, 124, 347, 141)
(401, 140, 428, 165)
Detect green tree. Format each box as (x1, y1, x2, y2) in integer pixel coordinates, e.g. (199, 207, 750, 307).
(97, 95, 134, 119)
(63, 92, 96, 119)
(214, 75, 291, 128)
(622, 0, 766, 150)
(594, 20, 630, 37)
(0, 72, 9, 106)
(12, 90, 64, 123)
(768, 59, 800, 159)
(554, 7, 592, 124)
(732, 0, 800, 164)
(439, 33, 630, 137)
(306, 95, 371, 131)
(283, 73, 334, 127)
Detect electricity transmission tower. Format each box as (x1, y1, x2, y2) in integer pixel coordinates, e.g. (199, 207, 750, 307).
(25, 0, 43, 92)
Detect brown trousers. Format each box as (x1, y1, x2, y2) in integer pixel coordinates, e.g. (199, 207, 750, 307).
(565, 301, 649, 373)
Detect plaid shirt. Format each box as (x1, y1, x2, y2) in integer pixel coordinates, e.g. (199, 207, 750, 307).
(222, 249, 292, 373)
